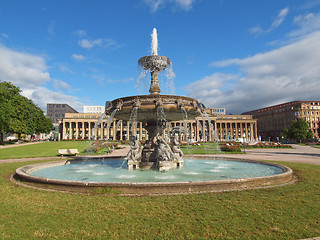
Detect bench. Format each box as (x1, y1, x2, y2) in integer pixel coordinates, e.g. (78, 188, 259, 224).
(58, 149, 79, 156)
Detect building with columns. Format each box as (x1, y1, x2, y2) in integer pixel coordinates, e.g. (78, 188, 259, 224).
(58, 112, 257, 142)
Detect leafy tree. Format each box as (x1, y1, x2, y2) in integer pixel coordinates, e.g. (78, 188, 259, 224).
(0, 81, 53, 144)
(0, 81, 21, 144)
(287, 118, 313, 143)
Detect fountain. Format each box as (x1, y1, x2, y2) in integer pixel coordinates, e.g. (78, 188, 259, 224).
(105, 28, 199, 171)
(13, 29, 294, 195)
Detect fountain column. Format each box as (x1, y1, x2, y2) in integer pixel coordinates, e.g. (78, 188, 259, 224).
(149, 71, 161, 95)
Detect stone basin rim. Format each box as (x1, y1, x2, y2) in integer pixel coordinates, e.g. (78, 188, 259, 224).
(15, 157, 293, 188)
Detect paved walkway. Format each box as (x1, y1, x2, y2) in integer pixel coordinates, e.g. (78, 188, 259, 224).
(0, 141, 42, 149)
(213, 144, 320, 166)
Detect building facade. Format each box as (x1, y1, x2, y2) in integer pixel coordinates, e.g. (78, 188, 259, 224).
(243, 101, 320, 140)
(83, 105, 105, 114)
(209, 108, 226, 115)
(58, 112, 257, 142)
(47, 103, 78, 124)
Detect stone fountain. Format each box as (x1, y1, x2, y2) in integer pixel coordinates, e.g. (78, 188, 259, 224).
(105, 28, 200, 171)
(14, 28, 294, 195)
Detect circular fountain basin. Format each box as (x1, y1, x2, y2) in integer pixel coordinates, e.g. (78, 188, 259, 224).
(106, 95, 200, 122)
(15, 157, 293, 195)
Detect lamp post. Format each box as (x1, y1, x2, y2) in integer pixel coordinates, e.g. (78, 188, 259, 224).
(243, 133, 246, 153)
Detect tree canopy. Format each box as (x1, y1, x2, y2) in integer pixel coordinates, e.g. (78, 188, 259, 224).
(0, 81, 53, 144)
(283, 118, 313, 142)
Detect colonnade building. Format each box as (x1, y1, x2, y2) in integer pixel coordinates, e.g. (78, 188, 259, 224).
(58, 111, 257, 142)
(243, 101, 320, 140)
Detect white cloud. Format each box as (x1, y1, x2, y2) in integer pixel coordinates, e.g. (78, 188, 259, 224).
(22, 87, 84, 112)
(53, 79, 71, 90)
(47, 20, 55, 36)
(290, 12, 320, 38)
(57, 63, 75, 74)
(93, 74, 134, 85)
(72, 54, 86, 61)
(143, 0, 195, 12)
(186, 31, 320, 114)
(73, 29, 87, 37)
(249, 7, 289, 36)
(0, 45, 84, 111)
(0, 45, 50, 88)
(78, 38, 121, 49)
(1, 33, 9, 39)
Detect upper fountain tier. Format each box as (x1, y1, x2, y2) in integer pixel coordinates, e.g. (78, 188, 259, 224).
(138, 55, 171, 72)
(105, 27, 201, 122)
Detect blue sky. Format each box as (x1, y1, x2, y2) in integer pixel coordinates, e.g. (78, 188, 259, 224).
(1, 0, 320, 114)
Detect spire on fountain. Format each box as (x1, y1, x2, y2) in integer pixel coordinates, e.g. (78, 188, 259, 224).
(151, 28, 158, 55)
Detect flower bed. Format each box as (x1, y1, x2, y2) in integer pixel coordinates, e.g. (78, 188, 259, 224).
(220, 144, 242, 152)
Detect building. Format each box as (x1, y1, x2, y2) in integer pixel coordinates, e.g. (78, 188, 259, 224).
(46, 103, 78, 124)
(83, 105, 105, 114)
(209, 108, 226, 115)
(58, 112, 257, 142)
(243, 101, 320, 140)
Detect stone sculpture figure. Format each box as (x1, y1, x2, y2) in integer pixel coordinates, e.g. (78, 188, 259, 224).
(153, 133, 174, 162)
(171, 134, 183, 160)
(126, 136, 142, 162)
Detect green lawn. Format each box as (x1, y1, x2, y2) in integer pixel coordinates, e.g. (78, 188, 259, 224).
(0, 160, 319, 239)
(0, 141, 89, 159)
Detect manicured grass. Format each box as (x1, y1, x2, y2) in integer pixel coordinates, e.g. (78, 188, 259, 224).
(0, 160, 319, 239)
(0, 141, 89, 159)
(181, 142, 242, 154)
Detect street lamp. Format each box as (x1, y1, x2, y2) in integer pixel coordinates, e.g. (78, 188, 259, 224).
(243, 133, 246, 153)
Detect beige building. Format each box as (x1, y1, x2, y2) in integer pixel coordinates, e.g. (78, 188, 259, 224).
(243, 101, 320, 140)
(58, 111, 257, 142)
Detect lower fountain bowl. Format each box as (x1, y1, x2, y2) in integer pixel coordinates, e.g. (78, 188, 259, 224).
(14, 156, 294, 196)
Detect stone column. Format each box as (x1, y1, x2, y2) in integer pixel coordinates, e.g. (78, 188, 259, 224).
(245, 123, 249, 141)
(75, 122, 79, 140)
(214, 120, 219, 141)
(88, 122, 91, 140)
(195, 119, 199, 142)
(230, 122, 233, 141)
(62, 121, 67, 140)
(69, 122, 73, 140)
(81, 122, 85, 139)
(255, 122, 258, 140)
(120, 121, 123, 141)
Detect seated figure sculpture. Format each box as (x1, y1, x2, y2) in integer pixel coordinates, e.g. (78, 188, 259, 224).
(171, 134, 183, 160)
(126, 136, 142, 162)
(153, 133, 174, 162)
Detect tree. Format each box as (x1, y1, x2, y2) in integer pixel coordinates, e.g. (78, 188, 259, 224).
(0, 81, 21, 144)
(287, 118, 313, 143)
(0, 81, 53, 144)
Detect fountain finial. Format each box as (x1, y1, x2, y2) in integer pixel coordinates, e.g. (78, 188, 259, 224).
(151, 28, 158, 55)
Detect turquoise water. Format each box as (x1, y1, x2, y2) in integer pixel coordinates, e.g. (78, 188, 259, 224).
(30, 159, 284, 183)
